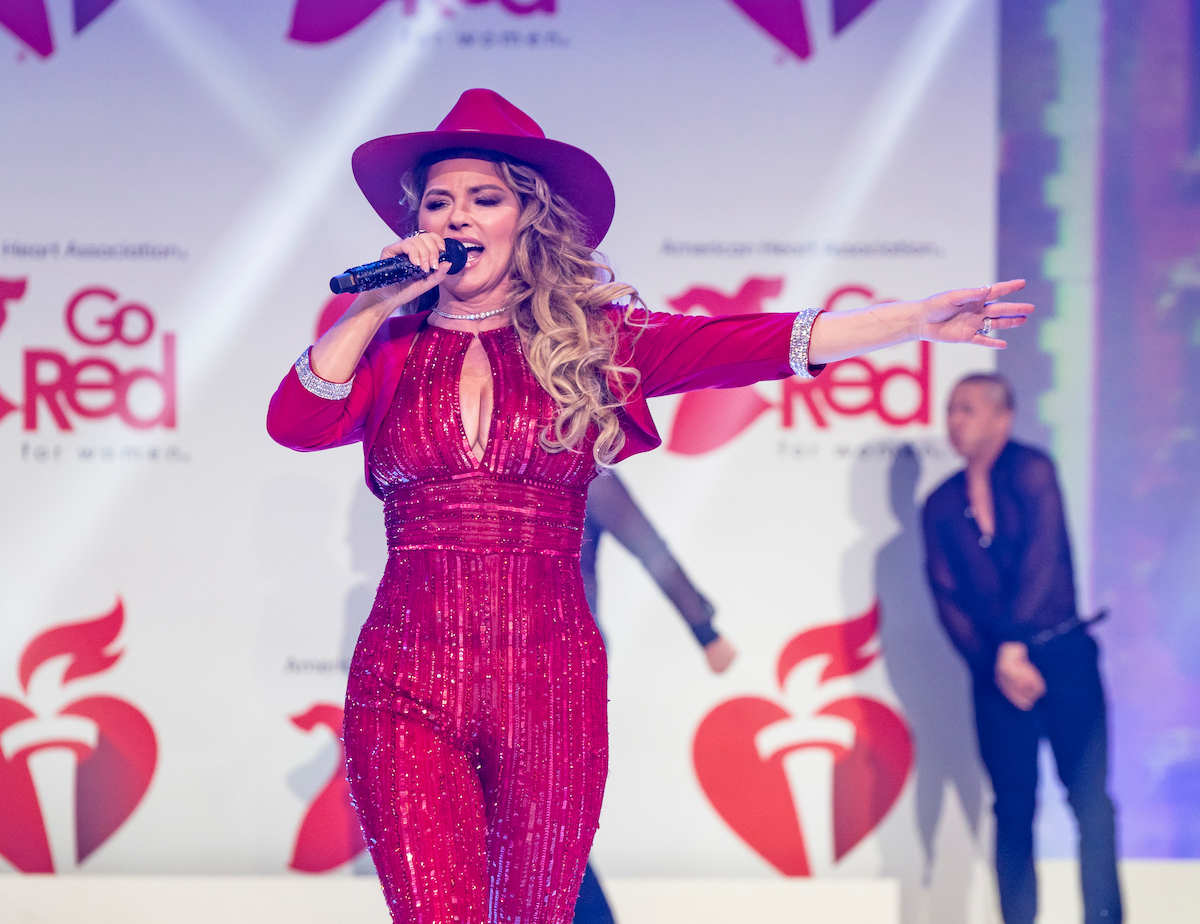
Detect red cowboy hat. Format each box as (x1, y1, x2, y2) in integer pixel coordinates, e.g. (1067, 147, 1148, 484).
(352, 89, 616, 248)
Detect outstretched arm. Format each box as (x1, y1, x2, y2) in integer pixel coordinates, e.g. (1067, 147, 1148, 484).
(808, 280, 1031, 365)
(626, 280, 1032, 399)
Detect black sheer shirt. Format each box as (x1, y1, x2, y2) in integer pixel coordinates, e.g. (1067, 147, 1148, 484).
(922, 441, 1078, 674)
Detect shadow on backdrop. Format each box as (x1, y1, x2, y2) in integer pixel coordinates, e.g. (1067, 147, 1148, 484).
(843, 444, 985, 923)
(878, 445, 983, 864)
(340, 481, 389, 666)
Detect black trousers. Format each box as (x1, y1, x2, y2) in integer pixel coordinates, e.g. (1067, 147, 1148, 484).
(973, 629, 1122, 924)
(573, 861, 615, 924)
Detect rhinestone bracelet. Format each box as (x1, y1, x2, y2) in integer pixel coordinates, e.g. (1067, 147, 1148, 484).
(295, 347, 353, 400)
(789, 307, 823, 379)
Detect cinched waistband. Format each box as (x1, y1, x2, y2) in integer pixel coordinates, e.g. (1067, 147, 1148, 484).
(383, 476, 586, 556)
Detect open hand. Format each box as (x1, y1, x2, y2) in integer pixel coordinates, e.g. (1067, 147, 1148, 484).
(916, 279, 1032, 349)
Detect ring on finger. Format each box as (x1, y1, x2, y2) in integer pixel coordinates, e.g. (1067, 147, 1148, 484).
(403, 229, 427, 240)
(976, 317, 993, 337)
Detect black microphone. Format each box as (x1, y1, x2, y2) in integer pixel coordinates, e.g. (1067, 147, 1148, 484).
(329, 238, 469, 295)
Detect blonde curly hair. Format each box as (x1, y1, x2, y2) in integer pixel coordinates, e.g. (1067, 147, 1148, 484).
(400, 152, 645, 467)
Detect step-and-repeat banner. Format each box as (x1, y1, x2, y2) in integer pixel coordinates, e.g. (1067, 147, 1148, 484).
(1, 0, 1000, 920)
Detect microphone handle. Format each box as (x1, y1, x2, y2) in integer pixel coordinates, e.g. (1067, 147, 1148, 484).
(329, 255, 426, 295)
(329, 239, 469, 295)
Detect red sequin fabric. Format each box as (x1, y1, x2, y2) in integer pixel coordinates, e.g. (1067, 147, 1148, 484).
(345, 323, 606, 923)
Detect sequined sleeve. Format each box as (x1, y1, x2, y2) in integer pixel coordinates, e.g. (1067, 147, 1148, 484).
(295, 346, 354, 400)
(267, 347, 374, 452)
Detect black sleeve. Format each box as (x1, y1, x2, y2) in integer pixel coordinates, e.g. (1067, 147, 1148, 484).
(1005, 452, 1075, 640)
(585, 472, 718, 647)
(922, 498, 994, 673)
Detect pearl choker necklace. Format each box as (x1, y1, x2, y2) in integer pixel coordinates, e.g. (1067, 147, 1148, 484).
(432, 306, 509, 322)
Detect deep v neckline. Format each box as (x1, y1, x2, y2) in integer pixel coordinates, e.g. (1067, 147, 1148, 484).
(426, 322, 510, 471)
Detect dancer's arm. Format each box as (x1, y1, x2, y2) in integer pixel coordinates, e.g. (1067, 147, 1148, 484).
(587, 473, 733, 672)
(1007, 451, 1074, 640)
(921, 501, 995, 674)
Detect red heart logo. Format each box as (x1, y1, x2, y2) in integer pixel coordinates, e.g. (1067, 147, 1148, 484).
(667, 387, 774, 456)
(0, 599, 158, 872)
(693, 602, 912, 875)
(289, 703, 366, 873)
(665, 278, 782, 455)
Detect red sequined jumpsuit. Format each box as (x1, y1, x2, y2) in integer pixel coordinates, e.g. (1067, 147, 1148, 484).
(347, 324, 605, 923)
(268, 307, 805, 923)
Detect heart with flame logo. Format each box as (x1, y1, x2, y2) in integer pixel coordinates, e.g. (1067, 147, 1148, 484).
(665, 278, 784, 456)
(0, 599, 157, 872)
(287, 0, 556, 45)
(693, 603, 911, 875)
(288, 703, 366, 873)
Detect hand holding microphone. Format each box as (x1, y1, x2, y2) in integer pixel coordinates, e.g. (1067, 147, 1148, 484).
(330, 235, 469, 294)
(310, 233, 471, 386)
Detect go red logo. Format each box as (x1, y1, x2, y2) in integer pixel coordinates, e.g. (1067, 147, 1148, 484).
(0, 279, 177, 432)
(0, 0, 119, 59)
(289, 703, 365, 873)
(0, 599, 157, 872)
(667, 277, 930, 455)
(693, 603, 911, 875)
(288, 0, 554, 45)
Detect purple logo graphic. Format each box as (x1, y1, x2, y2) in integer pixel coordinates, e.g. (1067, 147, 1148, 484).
(0, 0, 119, 58)
(729, 0, 882, 61)
(289, 0, 554, 45)
(0, 599, 158, 872)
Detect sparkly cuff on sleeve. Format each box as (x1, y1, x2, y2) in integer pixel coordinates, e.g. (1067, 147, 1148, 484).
(789, 307, 822, 379)
(295, 347, 353, 400)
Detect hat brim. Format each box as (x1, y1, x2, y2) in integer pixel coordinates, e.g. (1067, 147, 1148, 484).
(352, 130, 616, 249)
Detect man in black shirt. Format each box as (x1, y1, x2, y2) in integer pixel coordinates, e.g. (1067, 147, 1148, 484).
(922, 373, 1121, 924)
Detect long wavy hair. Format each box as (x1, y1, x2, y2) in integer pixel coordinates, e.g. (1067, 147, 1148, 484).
(399, 151, 645, 466)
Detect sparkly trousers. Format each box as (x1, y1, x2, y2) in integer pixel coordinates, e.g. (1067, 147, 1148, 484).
(343, 326, 608, 923)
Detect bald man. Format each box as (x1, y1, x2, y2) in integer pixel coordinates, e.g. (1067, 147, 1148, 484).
(922, 374, 1121, 924)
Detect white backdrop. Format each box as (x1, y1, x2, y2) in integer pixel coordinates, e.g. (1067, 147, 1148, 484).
(0, 1, 997, 921)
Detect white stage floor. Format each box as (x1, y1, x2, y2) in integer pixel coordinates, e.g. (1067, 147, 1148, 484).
(0, 862, 1195, 923)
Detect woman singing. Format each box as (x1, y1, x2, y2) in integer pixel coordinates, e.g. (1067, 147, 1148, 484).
(267, 88, 1030, 923)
